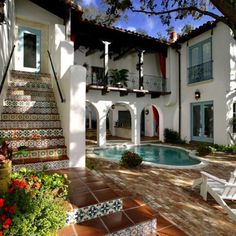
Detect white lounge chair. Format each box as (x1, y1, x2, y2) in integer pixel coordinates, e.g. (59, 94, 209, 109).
(193, 169, 236, 221)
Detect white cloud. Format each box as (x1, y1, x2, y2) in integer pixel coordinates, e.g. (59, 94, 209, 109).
(145, 16, 154, 32)
(127, 26, 137, 32)
(82, 0, 96, 6)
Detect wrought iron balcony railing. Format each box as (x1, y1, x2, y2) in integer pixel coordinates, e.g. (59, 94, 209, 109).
(86, 72, 166, 92)
(188, 60, 213, 84)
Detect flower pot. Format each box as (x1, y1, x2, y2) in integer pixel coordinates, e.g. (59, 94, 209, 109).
(0, 160, 12, 194)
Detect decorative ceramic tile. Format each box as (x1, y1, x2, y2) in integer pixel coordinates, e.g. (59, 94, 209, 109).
(8, 89, 54, 97)
(12, 160, 69, 172)
(2, 106, 58, 113)
(13, 147, 67, 159)
(1, 114, 60, 121)
(10, 76, 51, 84)
(10, 137, 65, 149)
(67, 199, 123, 224)
(10, 81, 52, 90)
(3, 100, 57, 108)
(11, 70, 51, 79)
(109, 218, 156, 236)
(0, 128, 63, 139)
(7, 95, 55, 102)
(0, 121, 61, 129)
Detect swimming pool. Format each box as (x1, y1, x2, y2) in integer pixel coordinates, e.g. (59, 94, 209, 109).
(93, 144, 201, 166)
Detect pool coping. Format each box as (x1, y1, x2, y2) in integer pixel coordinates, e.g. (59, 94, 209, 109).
(87, 143, 208, 169)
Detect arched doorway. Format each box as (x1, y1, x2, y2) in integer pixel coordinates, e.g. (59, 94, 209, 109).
(141, 105, 160, 141)
(86, 102, 98, 144)
(106, 103, 132, 141)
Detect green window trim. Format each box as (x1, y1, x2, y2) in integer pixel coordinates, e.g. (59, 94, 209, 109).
(188, 38, 213, 84)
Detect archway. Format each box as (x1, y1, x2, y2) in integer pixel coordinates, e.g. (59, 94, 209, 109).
(140, 104, 160, 141)
(106, 103, 132, 142)
(86, 101, 98, 144)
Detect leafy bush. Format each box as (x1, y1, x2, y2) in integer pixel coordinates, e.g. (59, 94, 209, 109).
(164, 129, 186, 144)
(0, 168, 68, 236)
(197, 145, 212, 156)
(120, 151, 143, 168)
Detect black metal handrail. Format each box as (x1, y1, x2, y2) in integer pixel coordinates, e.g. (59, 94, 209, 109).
(0, 44, 15, 95)
(47, 50, 65, 103)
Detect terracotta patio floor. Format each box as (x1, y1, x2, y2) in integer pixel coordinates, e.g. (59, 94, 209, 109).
(86, 144, 236, 236)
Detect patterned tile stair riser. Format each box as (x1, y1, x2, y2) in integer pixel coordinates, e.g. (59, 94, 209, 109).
(3, 100, 57, 108)
(2, 106, 58, 113)
(9, 81, 52, 90)
(8, 90, 55, 97)
(9, 137, 65, 149)
(0, 128, 63, 139)
(0, 121, 61, 129)
(1, 114, 60, 121)
(67, 199, 123, 225)
(10, 76, 51, 84)
(13, 147, 67, 159)
(6, 95, 56, 102)
(11, 70, 50, 79)
(109, 219, 156, 236)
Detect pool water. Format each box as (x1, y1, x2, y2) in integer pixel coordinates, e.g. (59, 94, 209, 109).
(94, 145, 200, 166)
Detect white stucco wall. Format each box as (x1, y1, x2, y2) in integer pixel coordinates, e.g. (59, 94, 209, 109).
(0, 0, 15, 115)
(180, 22, 235, 144)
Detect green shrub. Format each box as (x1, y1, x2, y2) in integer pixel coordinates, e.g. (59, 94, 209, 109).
(211, 144, 236, 154)
(197, 145, 212, 156)
(120, 151, 143, 168)
(164, 129, 186, 144)
(0, 168, 68, 236)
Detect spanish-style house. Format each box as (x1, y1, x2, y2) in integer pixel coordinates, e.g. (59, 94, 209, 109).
(0, 0, 236, 172)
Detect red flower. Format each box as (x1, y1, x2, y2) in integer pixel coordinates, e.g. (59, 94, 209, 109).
(3, 218, 12, 229)
(0, 231, 3, 236)
(8, 205, 16, 214)
(7, 187, 14, 193)
(1, 214, 6, 221)
(12, 179, 20, 186)
(0, 198, 5, 208)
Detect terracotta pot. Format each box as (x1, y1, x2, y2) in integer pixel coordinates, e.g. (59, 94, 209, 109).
(0, 160, 12, 194)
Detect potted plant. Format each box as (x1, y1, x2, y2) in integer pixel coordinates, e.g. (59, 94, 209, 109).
(109, 69, 129, 88)
(0, 140, 27, 194)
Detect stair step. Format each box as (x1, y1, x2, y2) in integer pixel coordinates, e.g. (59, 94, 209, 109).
(10, 137, 65, 149)
(9, 81, 52, 90)
(0, 128, 63, 139)
(2, 106, 58, 113)
(3, 100, 57, 108)
(13, 146, 67, 159)
(1, 113, 60, 121)
(10, 76, 51, 84)
(11, 70, 51, 80)
(12, 157, 69, 172)
(8, 89, 54, 97)
(6, 94, 55, 102)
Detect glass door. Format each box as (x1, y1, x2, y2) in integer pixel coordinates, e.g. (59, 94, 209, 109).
(17, 27, 41, 72)
(191, 101, 214, 142)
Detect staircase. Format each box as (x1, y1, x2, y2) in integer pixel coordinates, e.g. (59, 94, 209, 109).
(0, 70, 69, 171)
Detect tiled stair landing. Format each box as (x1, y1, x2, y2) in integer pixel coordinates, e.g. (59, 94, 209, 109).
(56, 168, 157, 236)
(0, 71, 69, 171)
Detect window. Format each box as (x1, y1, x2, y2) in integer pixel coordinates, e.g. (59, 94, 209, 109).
(91, 66, 104, 85)
(188, 38, 212, 84)
(233, 103, 236, 133)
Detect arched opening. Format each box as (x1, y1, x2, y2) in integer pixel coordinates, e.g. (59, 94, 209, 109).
(86, 102, 98, 144)
(141, 105, 160, 141)
(106, 103, 132, 142)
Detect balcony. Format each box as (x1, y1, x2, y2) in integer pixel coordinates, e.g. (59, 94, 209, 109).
(188, 61, 213, 84)
(86, 72, 169, 98)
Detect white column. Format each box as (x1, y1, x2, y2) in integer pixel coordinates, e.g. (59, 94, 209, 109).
(97, 111, 107, 147)
(131, 107, 141, 145)
(102, 41, 111, 83)
(138, 50, 145, 90)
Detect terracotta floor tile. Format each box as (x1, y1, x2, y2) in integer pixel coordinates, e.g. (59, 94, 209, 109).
(74, 218, 109, 236)
(92, 188, 119, 202)
(124, 205, 156, 224)
(58, 224, 77, 236)
(69, 179, 86, 188)
(101, 211, 133, 233)
(122, 197, 146, 210)
(86, 181, 109, 191)
(80, 175, 102, 183)
(156, 214, 173, 231)
(69, 191, 98, 208)
(69, 186, 89, 197)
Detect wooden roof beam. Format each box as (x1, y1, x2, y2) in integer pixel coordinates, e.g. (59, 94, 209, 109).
(113, 47, 133, 61)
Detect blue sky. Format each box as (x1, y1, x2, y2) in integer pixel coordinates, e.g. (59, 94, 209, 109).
(78, 0, 219, 38)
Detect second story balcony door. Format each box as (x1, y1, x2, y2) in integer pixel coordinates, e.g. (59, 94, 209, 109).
(17, 27, 41, 72)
